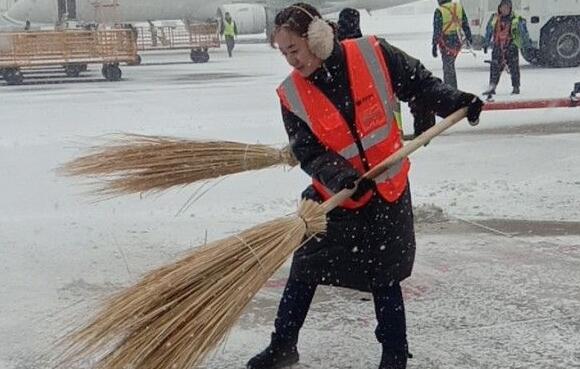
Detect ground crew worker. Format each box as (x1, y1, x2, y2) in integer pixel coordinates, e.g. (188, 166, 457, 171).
(482, 0, 531, 96)
(246, 3, 483, 369)
(221, 12, 238, 57)
(432, 0, 473, 89)
(336, 7, 362, 41)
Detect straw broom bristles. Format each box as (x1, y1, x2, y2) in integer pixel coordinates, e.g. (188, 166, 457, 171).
(59, 134, 299, 197)
(57, 200, 326, 369)
(57, 109, 468, 369)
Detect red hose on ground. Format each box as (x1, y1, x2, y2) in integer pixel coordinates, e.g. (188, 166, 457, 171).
(484, 98, 579, 111)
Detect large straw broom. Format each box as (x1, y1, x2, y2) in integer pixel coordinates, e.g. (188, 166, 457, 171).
(56, 108, 468, 369)
(58, 134, 300, 197)
(59, 133, 416, 198)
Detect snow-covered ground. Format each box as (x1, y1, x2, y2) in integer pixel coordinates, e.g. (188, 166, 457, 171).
(1, 10, 579, 369)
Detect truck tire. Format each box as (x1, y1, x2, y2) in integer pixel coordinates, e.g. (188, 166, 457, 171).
(190, 49, 210, 63)
(64, 64, 82, 77)
(521, 47, 547, 66)
(102, 64, 122, 81)
(3, 68, 24, 85)
(127, 54, 142, 66)
(541, 18, 580, 67)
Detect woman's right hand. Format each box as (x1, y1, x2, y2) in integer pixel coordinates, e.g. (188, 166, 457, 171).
(342, 176, 375, 200)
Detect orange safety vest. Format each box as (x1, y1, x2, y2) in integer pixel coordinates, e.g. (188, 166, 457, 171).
(277, 36, 410, 209)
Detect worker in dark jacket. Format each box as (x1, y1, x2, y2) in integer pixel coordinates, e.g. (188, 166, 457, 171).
(432, 0, 473, 89)
(246, 3, 483, 369)
(337, 7, 362, 41)
(482, 0, 531, 96)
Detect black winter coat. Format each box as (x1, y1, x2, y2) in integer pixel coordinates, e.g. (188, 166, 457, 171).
(283, 38, 473, 292)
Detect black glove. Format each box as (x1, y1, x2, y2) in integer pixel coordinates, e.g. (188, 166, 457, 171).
(483, 45, 488, 54)
(459, 93, 484, 126)
(432, 44, 438, 58)
(342, 176, 375, 201)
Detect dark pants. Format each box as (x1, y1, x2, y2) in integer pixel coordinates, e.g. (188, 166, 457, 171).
(225, 36, 235, 57)
(490, 43, 520, 88)
(441, 51, 458, 89)
(273, 278, 408, 351)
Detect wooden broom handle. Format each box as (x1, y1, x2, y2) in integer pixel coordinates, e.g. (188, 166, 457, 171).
(322, 107, 468, 213)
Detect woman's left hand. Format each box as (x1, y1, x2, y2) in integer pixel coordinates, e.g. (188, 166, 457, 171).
(461, 93, 484, 126)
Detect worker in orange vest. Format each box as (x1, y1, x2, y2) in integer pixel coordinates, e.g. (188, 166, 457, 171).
(246, 3, 483, 369)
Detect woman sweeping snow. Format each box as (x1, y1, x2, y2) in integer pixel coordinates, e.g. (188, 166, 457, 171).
(246, 3, 483, 369)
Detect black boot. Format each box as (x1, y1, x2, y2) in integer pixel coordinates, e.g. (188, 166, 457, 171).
(378, 349, 407, 369)
(511, 86, 520, 95)
(246, 334, 299, 369)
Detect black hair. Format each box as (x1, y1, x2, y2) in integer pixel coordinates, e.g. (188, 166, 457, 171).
(498, 0, 513, 14)
(269, 2, 322, 47)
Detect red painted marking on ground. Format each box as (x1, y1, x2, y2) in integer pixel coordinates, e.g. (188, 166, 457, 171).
(402, 284, 429, 300)
(264, 278, 288, 289)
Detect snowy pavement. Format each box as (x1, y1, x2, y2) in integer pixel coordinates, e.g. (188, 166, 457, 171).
(1, 12, 579, 369)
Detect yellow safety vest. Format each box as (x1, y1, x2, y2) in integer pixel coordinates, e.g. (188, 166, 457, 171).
(440, 3, 464, 35)
(394, 99, 403, 132)
(223, 20, 235, 37)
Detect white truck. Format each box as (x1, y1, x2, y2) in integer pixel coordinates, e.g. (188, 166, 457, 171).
(460, 0, 580, 67)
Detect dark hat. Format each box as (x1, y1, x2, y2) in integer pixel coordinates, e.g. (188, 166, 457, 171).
(338, 8, 360, 24)
(337, 7, 362, 41)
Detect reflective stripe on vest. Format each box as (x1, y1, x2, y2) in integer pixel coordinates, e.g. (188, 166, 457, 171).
(277, 36, 410, 208)
(375, 159, 404, 183)
(441, 3, 463, 35)
(394, 99, 403, 131)
(357, 37, 398, 126)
